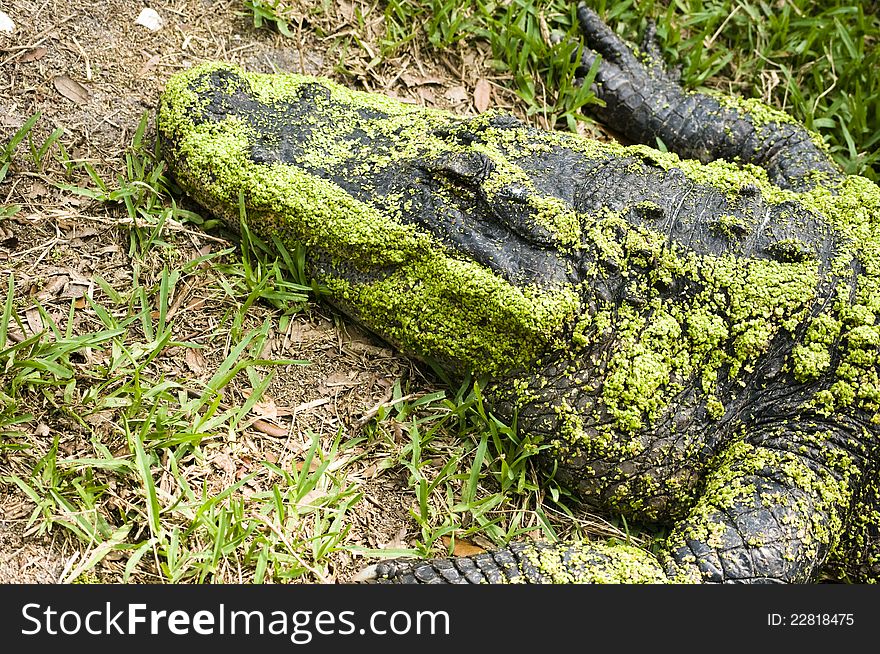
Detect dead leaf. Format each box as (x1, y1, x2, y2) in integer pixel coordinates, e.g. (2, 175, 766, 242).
(295, 458, 321, 473)
(20, 47, 47, 63)
(137, 54, 161, 77)
(63, 281, 90, 300)
(183, 348, 206, 374)
(212, 453, 236, 476)
(474, 79, 491, 113)
(442, 536, 486, 557)
(417, 87, 436, 105)
(296, 489, 329, 508)
(26, 181, 47, 198)
(25, 307, 44, 335)
(35, 276, 67, 301)
(53, 75, 89, 105)
(253, 419, 287, 438)
(251, 397, 279, 421)
(444, 85, 469, 105)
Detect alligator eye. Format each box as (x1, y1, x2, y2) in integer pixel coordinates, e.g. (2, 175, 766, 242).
(422, 151, 495, 185)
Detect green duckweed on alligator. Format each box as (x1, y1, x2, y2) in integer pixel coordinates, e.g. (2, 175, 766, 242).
(158, 4, 880, 584)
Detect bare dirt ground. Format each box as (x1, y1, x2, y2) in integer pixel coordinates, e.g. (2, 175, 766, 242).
(1, 0, 609, 583)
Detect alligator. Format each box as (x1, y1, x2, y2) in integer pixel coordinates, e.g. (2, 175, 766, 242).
(157, 4, 880, 583)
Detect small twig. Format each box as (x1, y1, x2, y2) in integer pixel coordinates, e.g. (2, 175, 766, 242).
(355, 392, 424, 427)
(78, 212, 234, 245)
(0, 14, 76, 67)
(69, 34, 92, 81)
(705, 5, 741, 49)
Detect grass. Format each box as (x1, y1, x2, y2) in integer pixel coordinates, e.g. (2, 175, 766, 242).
(243, 0, 301, 37)
(0, 251, 346, 581)
(355, 370, 626, 558)
(0, 113, 364, 582)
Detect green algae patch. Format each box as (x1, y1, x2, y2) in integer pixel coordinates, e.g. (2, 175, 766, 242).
(164, 115, 431, 268)
(704, 89, 831, 156)
(521, 542, 672, 584)
(322, 263, 579, 375)
(704, 90, 802, 129)
(566, 217, 820, 437)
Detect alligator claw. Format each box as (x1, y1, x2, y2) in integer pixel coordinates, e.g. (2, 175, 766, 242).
(576, 4, 641, 70)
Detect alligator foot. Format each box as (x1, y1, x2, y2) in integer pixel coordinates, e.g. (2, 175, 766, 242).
(574, 2, 841, 189)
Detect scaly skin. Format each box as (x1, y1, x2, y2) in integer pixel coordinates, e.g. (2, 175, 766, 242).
(157, 5, 880, 583)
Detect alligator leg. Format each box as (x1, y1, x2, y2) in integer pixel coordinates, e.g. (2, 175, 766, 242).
(574, 3, 842, 190)
(663, 420, 861, 583)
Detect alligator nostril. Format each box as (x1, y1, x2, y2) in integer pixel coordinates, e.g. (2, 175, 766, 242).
(708, 215, 750, 240)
